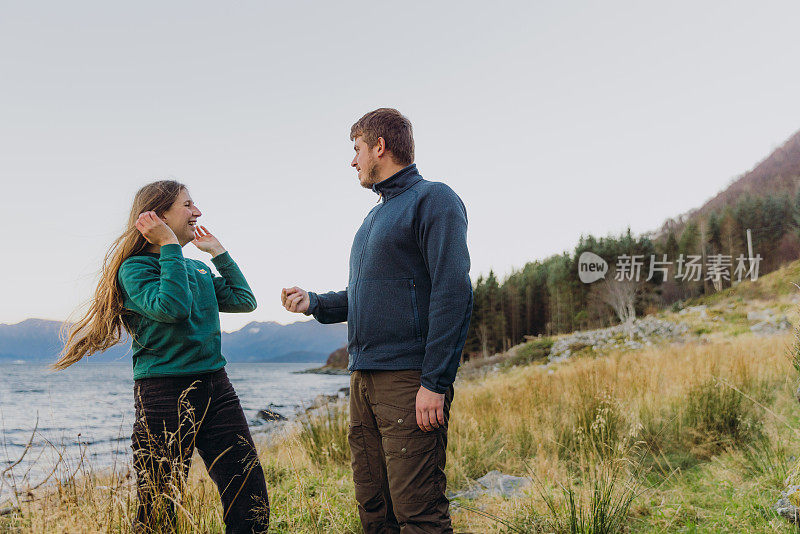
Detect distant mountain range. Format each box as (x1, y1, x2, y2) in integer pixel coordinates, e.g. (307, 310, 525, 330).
(0, 318, 347, 364)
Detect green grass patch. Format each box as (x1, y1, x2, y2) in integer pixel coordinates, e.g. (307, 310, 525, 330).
(503, 337, 554, 368)
(678, 379, 763, 459)
(297, 402, 351, 468)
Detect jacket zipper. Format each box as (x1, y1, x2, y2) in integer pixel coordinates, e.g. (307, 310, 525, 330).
(353, 202, 383, 357)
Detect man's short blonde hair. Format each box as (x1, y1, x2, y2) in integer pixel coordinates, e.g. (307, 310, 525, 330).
(350, 108, 414, 166)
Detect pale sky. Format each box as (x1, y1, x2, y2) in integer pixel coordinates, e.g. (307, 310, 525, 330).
(2, 1, 800, 331)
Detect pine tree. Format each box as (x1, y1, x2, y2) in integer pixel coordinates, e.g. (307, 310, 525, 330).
(485, 270, 506, 354)
(707, 212, 722, 255)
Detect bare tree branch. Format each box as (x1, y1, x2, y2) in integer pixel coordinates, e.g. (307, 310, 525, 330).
(595, 277, 641, 339)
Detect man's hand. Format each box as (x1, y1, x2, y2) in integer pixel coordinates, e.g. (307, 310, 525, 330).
(416, 385, 445, 432)
(281, 286, 310, 314)
(191, 225, 226, 257)
(135, 211, 179, 247)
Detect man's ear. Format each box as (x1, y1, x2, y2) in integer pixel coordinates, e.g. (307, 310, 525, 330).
(375, 137, 387, 158)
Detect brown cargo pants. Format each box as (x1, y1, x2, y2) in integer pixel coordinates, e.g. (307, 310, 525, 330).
(349, 369, 454, 534)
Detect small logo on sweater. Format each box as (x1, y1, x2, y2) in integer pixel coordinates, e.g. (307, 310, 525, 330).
(197, 268, 207, 274)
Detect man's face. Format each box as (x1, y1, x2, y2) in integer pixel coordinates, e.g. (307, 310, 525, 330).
(351, 136, 381, 189)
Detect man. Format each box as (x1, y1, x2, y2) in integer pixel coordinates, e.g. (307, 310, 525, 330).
(281, 108, 472, 533)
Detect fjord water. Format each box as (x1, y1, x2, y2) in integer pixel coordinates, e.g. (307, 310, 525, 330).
(0, 362, 349, 500)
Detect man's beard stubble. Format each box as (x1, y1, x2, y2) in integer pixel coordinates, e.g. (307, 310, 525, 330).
(359, 159, 382, 189)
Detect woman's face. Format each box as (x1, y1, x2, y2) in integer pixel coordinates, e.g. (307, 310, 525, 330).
(161, 189, 202, 246)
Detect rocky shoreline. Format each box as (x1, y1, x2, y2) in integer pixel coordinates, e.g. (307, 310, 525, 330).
(250, 385, 351, 440)
(294, 346, 349, 375)
(250, 346, 350, 434)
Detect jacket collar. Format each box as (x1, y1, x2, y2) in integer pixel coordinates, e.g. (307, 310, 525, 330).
(372, 164, 422, 201)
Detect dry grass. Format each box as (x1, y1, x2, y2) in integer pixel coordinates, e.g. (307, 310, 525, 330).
(445, 332, 800, 532)
(2, 330, 800, 532)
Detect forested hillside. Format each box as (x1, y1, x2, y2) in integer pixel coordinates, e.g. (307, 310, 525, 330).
(463, 130, 800, 358)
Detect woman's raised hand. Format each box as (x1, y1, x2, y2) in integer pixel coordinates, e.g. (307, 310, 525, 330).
(192, 225, 227, 257)
(135, 211, 179, 246)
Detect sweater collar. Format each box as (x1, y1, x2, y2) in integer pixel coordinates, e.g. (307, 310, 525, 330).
(372, 164, 422, 201)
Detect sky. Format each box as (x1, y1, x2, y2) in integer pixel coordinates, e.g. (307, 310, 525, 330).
(2, 1, 800, 332)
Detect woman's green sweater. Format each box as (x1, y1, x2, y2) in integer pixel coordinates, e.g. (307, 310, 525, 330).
(118, 244, 256, 379)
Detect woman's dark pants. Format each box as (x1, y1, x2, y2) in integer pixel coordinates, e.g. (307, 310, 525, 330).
(131, 368, 269, 533)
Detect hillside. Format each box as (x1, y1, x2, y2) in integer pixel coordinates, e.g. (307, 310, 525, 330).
(466, 128, 800, 358)
(656, 128, 800, 237)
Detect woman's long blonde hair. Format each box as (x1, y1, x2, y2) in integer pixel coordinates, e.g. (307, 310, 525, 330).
(54, 180, 186, 370)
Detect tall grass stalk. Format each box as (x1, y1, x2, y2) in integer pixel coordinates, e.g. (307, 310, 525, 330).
(297, 402, 350, 468)
(529, 449, 646, 534)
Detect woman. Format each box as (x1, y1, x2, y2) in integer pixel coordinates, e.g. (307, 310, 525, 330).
(55, 180, 269, 533)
